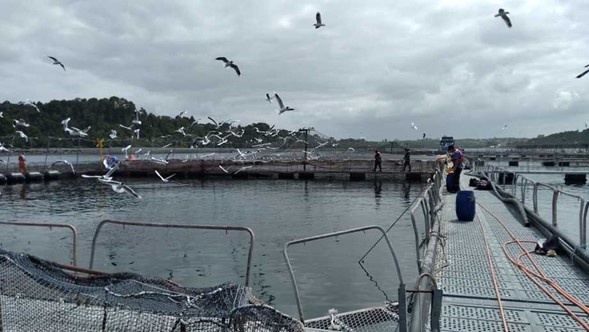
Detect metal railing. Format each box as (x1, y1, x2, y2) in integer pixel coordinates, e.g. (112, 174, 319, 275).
(0, 221, 78, 266)
(409, 163, 444, 272)
(477, 163, 588, 249)
(88, 220, 255, 286)
(283, 225, 405, 325)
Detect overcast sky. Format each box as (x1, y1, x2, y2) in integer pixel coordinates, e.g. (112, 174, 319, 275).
(1, 0, 588, 140)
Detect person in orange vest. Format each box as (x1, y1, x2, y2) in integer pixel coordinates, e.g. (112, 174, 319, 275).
(18, 153, 28, 173)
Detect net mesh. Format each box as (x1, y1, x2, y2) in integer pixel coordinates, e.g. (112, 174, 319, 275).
(0, 249, 304, 332)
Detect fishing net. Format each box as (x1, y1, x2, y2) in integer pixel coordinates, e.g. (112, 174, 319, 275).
(0, 249, 304, 332)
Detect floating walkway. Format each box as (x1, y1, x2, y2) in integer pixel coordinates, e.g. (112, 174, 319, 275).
(434, 175, 589, 331)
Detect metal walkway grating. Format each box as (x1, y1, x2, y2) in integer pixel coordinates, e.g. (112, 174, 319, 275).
(435, 174, 589, 331)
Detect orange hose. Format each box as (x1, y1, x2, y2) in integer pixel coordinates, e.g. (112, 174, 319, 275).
(475, 212, 510, 331)
(478, 202, 589, 330)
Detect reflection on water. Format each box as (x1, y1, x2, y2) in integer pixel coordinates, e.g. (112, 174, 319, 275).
(0, 178, 424, 318)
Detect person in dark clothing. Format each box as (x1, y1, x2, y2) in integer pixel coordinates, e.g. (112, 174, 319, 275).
(402, 148, 411, 172)
(448, 144, 464, 192)
(373, 150, 382, 172)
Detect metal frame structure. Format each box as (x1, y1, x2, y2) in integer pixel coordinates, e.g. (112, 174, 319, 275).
(283, 225, 405, 326)
(88, 220, 255, 286)
(0, 221, 78, 266)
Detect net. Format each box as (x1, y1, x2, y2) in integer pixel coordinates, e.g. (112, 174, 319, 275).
(0, 249, 304, 332)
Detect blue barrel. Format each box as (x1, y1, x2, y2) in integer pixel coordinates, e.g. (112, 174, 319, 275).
(446, 173, 455, 192)
(456, 190, 476, 221)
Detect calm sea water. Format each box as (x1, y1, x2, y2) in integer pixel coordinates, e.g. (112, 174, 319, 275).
(0, 177, 425, 319)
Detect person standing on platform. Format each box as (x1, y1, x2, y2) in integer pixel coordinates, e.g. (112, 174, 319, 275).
(18, 153, 28, 173)
(402, 148, 411, 172)
(448, 144, 464, 192)
(373, 150, 382, 172)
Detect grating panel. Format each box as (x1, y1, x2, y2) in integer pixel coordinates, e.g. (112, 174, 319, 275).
(440, 317, 530, 332)
(305, 307, 398, 332)
(442, 285, 514, 298)
(442, 304, 527, 323)
(534, 311, 589, 329)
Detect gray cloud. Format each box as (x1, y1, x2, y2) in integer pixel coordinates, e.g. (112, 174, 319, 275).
(1, 0, 588, 140)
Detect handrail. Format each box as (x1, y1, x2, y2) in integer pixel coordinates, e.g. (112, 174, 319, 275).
(484, 165, 588, 249)
(0, 221, 78, 266)
(283, 225, 404, 324)
(88, 220, 255, 286)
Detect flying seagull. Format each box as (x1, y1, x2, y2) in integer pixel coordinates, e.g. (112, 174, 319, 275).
(50, 160, 76, 174)
(275, 93, 294, 114)
(13, 119, 30, 128)
(15, 130, 28, 142)
(576, 64, 589, 79)
(495, 9, 512, 28)
(265, 93, 274, 103)
(109, 129, 117, 139)
(48, 56, 66, 71)
(215, 57, 241, 76)
(502, 124, 508, 130)
(155, 170, 176, 182)
(98, 178, 141, 199)
(411, 122, 418, 130)
(314, 12, 325, 29)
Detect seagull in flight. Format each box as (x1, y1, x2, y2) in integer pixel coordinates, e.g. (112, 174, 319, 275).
(314, 12, 326, 29)
(275, 93, 294, 114)
(215, 57, 241, 76)
(177, 110, 188, 118)
(265, 93, 274, 103)
(122, 144, 132, 158)
(48, 56, 66, 71)
(495, 9, 512, 28)
(65, 126, 91, 137)
(13, 119, 30, 128)
(98, 178, 141, 199)
(20, 99, 41, 112)
(109, 129, 117, 139)
(132, 109, 142, 125)
(15, 131, 28, 142)
(502, 124, 508, 130)
(155, 170, 176, 182)
(119, 124, 133, 131)
(576, 64, 589, 79)
(411, 122, 418, 130)
(50, 160, 76, 174)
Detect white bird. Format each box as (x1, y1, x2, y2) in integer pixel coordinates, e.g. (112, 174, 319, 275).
(48, 56, 66, 71)
(219, 165, 230, 173)
(132, 109, 142, 126)
(162, 143, 173, 148)
(215, 57, 241, 76)
(50, 160, 76, 174)
(327, 309, 342, 331)
(234, 165, 253, 174)
(191, 118, 201, 127)
(155, 170, 176, 182)
(411, 122, 419, 130)
(98, 178, 141, 199)
(0, 143, 10, 153)
(502, 124, 508, 130)
(109, 129, 118, 139)
(314, 12, 326, 29)
(133, 128, 140, 139)
(175, 127, 188, 136)
(66, 126, 91, 137)
(61, 118, 70, 130)
(15, 131, 28, 142)
(13, 119, 30, 128)
(150, 156, 169, 165)
(265, 93, 274, 103)
(0, 111, 3, 118)
(275, 93, 295, 114)
(495, 8, 512, 28)
(21, 99, 40, 112)
(178, 110, 187, 118)
(122, 144, 132, 158)
(119, 124, 133, 131)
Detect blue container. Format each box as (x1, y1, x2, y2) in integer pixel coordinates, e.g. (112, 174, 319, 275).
(446, 173, 455, 192)
(456, 190, 476, 221)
